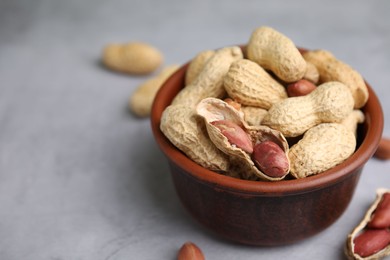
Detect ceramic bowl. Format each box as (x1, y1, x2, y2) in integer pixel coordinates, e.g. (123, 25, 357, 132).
(150, 49, 383, 246)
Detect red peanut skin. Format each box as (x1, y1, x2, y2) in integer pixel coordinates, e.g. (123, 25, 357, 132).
(353, 229, 390, 257)
(177, 242, 205, 260)
(287, 79, 317, 97)
(211, 120, 253, 153)
(374, 137, 390, 160)
(368, 193, 390, 229)
(252, 141, 289, 178)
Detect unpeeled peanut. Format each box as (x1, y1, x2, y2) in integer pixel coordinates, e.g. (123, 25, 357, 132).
(160, 104, 230, 172)
(262, 81, 354, 137)
(177, 242, 205, 260)
(172, 46, 243, 107)
(185, 50, 215, 85)
(303, 61, 320, 84)
(224, 59, 288, 109)
(341, 110, 365, 137)
(288, 123, 356, 178)
(129, 65, 179, 117)
(102, 42, 163, 74)
(303, 49, 369, 109)
(286, 79, 317, 97)
(374, 137, 390, 160)
(247, 26, 307, 82)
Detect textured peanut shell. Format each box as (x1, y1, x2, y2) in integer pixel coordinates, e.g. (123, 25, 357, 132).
(129, 65, 179, 117)
(102, 42, 163, 74)
(303, 61, 320, 84)
(341, 110, 365, 137)
(224, 59, 288, 109)
(171, 46, 243, 107)
(196, 97, 289, 181)
(160, 104, 230, 172)
(345, 188, 390, 260)
(303, 49, 369, 109)
(262, 81, 354, 137)
(246, 26, 307, 83)
(185, 50, 215, 85)
(241, 106, 268, 126)
(288, 123, 356, 178)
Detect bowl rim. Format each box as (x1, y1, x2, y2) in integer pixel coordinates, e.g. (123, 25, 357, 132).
(151, 51, 384, 196)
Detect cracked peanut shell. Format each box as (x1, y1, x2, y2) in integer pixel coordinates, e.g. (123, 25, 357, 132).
(196, 97, 290, 181)
(345, 188, 390, 260)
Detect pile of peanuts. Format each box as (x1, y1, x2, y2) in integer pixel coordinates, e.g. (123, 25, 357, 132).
(160, 26, 368, 181)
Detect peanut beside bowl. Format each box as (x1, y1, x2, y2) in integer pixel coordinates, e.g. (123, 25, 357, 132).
(150, 48, 383, 246)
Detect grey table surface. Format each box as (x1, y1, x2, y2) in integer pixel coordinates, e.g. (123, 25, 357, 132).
(1, 0, 390, 259)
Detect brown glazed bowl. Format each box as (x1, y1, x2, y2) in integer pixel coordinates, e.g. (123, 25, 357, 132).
(150, 49, 384, 246)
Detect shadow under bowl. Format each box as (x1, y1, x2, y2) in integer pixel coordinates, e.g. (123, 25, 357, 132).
(150, 53, 383, 246)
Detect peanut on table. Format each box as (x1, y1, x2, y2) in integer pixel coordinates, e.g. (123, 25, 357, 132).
(102, 41, 180, 118)
(345, 189, 390, 259)
(102, 41, 163, 75)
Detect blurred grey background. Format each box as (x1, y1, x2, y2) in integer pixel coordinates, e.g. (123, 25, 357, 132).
(0, 0, 389, 259)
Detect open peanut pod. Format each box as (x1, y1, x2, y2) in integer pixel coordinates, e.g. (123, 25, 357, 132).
(196, 97, 290, 181)
(345, 188, 390, 260)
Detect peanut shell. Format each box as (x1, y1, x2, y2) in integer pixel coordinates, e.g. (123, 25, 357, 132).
(224, 59, 288, 109)
(185, 50, 215, 85)
(303, 49, 369, 109)
(171, 46, 243, 107)
(345, 188, 390, 260)
(247, 26, 307, 82)
(129, 65, 179, 117)
(102, 42, 163, 74)
(288, 123, 356, 178)
(241, 106, 268, 126)
(160, 104, 230, 172)
(303, 61, 320, 84)
(262, 81, 354, 137)
(341, 109, 365, 137)
(196, 97, 290, 181)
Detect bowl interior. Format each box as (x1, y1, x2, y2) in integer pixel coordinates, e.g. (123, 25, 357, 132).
(151, 55, 384, 196)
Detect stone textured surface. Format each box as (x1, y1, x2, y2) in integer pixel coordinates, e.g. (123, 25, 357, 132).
(0, 0, 389, 259)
